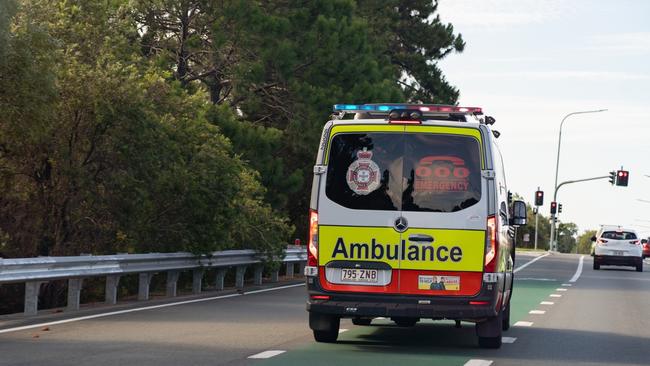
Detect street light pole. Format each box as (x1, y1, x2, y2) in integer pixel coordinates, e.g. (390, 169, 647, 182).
(549, 109, 607, 252)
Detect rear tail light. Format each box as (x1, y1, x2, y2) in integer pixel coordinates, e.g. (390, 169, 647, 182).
(310, 295, 330, 300)
(484, 215, 497, 272)
(630, 240, 640, 245)
(469, 301, 489, 306)
(597, 239, 608, 244)
(308, 210, 318, 266)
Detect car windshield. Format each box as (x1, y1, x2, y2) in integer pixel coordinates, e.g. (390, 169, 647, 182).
(601, 231, 637, 240)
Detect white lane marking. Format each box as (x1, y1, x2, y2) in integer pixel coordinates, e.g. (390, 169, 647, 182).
(550, 294, 562, 298)
(514, 253, 551, 273)
(248, 350, 286, 359)
(0, 283, 306, 335)
(243, 283, 306, 295)
(514, 321, 533, 327)
(561, 283, 572, 287)
(502, 337, 517, 344)
(529, 310, 546, 315)
(515, 277, 556, 281)
(464, 360, 493, 366)
(569, 255, 585, 283)
(540, 301, 555, 305)
(556, 288, 568, 292)
(339, 329, 348, 334)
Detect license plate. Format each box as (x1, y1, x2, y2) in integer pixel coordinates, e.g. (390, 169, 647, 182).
(614, 250, 625, 256)
(341, 268, 378, 283)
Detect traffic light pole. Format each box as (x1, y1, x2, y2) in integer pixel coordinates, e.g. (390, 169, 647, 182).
(550, 109, 607, 252)
(549, 175, 608, 251)
(534, 211, 539, 250)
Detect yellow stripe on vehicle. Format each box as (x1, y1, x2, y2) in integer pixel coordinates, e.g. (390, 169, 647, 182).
(319, 225, 486, 272)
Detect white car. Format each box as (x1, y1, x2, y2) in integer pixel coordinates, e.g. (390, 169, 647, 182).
(592, 226, 643, 272)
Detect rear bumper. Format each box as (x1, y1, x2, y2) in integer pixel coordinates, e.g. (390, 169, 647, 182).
(594, 255, 641, 266)
(306, 276, 504, 321)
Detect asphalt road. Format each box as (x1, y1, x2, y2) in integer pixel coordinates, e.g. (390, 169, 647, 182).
(1, 252, 649, 366)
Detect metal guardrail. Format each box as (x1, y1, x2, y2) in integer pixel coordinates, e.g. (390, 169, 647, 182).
(0, 247, 307, 316)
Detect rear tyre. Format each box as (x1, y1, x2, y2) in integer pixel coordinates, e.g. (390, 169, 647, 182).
(478, 335, 503, 349)
(393, 317, 418, 327)
(313, 328, 339, 343)
(593, 261, 600, 270)
(310, 313, 340, 343)
(352, 317, 372, 326)
(476, 309, 503, 349)
(636, 260, 643, 272)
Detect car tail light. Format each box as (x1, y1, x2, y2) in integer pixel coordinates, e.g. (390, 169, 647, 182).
(484, 215, 497, 272)
(597, 239, 608, 245)
(310, 295, 330, 300)
(308, 210, 318, 266)
(630, 240, 640, 245)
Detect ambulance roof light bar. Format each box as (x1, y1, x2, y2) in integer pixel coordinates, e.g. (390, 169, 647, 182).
(333, 104, 483, 116)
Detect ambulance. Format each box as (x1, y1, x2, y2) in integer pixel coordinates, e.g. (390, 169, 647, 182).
(304, 104, 527, 349)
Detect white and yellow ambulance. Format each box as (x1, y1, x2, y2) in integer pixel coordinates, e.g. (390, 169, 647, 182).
(304, 104, 527, 349)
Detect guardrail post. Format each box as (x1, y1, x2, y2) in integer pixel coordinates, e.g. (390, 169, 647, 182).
(105, 275, 120, 305)
(138, 273, 154, 301)
(166, 271, 180, 297)
(235, 265, 246, 289)
(286, 262, 295, 278)
(270, 269, 279, 282)
(24, 281, 44, 316)
(192, 269, 204, 294)
(215, 268, 227, 291)
(66, 278, 84, 311)
(253, 265, 263, 285)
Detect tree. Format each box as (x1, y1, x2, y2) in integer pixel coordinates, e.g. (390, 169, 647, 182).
(556, 222, 578, 253)
(0, 0, 291, 257)
(358, 0, 465, 103)
(576, 230, 597, 255)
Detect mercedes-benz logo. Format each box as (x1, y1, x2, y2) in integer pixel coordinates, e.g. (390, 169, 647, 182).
(394, 216, 408, 233)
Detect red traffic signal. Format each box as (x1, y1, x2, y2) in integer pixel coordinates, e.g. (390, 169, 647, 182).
(616, 170, 629, 186)
(535, 190, 544, 206)
(550, 201, 557, 214)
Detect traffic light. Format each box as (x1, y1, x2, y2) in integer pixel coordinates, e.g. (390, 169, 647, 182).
(550, 201, 557, 214)
(507, 191, 513, 204)
(558, 203, 563, 213)
(535, 190, 544, 206)
(608, 171, 616, 185)
(616, 170, 629, 186)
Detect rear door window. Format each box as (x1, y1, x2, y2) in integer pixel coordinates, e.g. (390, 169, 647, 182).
(602, 231, 637, 240)
(325, 132, 482, 212)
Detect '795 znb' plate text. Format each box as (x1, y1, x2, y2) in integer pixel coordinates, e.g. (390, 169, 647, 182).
(341, 268, 378, 283)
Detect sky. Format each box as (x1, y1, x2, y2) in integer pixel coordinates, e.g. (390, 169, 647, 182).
(436, 0, 650, 238)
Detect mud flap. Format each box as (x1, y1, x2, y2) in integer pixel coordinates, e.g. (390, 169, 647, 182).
(475, 310, 503, 338)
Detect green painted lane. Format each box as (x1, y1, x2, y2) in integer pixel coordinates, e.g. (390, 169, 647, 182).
(258, 279, 560, 366)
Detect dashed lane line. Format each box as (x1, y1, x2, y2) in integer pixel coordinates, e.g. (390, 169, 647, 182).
(338, 329, 348, 334)
(0, 283, 306, 335)
(556, 288, 568, 292)
(529, 310, 546, 315)
(561, 283, 572, 287)
(540, 301, 554, 305)
(464, 360, 493, 366)
(550, 294, 562, 298)
(514, 321, 533, 327)
(513, 252, 551, 274)
(569, 255, 585, 283)
(502, 337, 517, 344)
(248, 350, 286, 359)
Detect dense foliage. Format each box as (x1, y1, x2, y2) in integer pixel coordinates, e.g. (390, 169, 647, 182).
(0, 0, 465, 257)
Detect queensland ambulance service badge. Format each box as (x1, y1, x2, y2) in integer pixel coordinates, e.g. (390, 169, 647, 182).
(346, 148, 380, 195)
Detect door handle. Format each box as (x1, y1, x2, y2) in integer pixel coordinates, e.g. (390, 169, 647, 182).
(408, 234, 434, 243)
